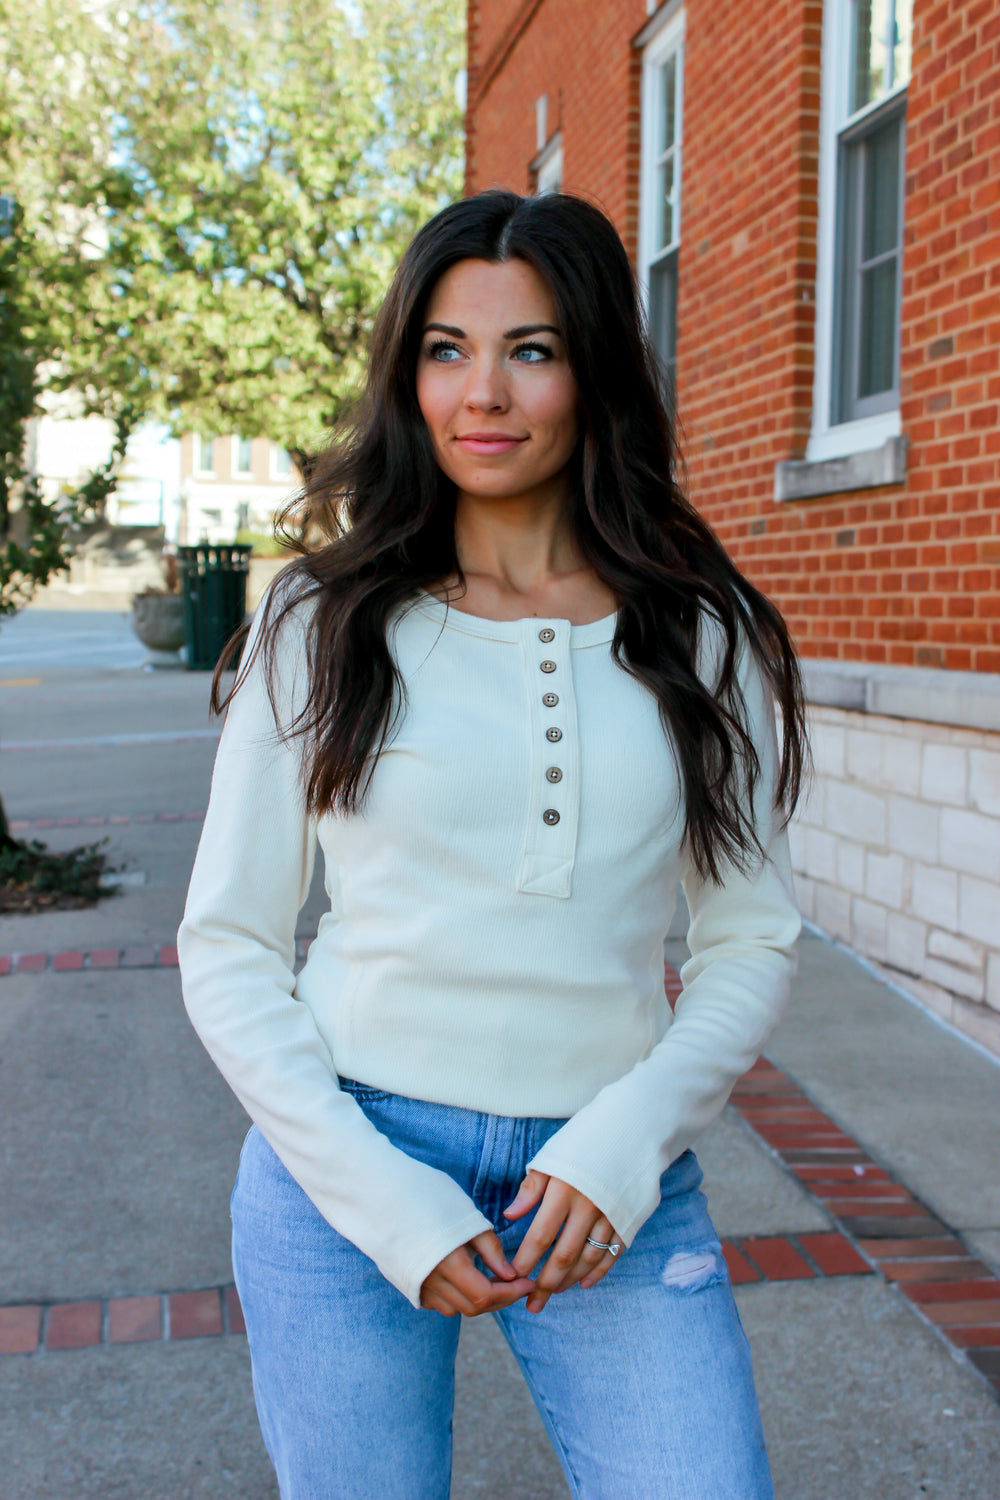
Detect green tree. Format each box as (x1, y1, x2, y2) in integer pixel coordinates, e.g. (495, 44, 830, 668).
(4, 0, 464, 473)
(0, 0, 464, 891)
(0, 0, 141, 615)
(96, 0, 465, 461)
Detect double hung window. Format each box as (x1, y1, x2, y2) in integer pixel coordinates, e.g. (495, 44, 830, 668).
(194, 434, 214, 474)
(833, 1, 911, 424)
(235, 436, 253, 475)
(639, 11, 684, 381)
(809, 1, 911, 460)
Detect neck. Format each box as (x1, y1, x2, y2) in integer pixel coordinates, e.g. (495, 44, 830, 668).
(451, 478, 583, 595)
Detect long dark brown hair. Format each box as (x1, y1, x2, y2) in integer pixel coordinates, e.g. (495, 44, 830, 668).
(214, 189, 806, 882)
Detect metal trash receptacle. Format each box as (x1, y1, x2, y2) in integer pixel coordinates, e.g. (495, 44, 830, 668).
(177, 544, 252, 671)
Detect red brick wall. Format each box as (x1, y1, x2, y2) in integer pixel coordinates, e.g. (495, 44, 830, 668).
(467, 0, 646, 246)
(893, 0, 1000, 671)
(467, 0, 1000, 670)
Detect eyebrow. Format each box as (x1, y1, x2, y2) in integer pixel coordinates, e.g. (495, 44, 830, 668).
(423, 321, 562, 340)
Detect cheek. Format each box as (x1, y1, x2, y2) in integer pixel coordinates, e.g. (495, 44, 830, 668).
(415, 370, 450, 441)
(530, 377, 579, 450)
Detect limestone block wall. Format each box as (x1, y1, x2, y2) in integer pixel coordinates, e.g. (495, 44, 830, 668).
(790, 705, 1000, 1055)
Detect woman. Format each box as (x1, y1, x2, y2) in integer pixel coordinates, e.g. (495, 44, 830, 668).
(178, 189, 806, 1499)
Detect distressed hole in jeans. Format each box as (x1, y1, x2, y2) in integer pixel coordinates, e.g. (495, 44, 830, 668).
(660, 1248, 724, 1294)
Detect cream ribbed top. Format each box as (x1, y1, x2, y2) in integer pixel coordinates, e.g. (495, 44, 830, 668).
(177, 588, 800, 1308)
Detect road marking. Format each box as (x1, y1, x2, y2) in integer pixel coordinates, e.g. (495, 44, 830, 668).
(2, 729, 220, 751)
(9, 812, 205, 832)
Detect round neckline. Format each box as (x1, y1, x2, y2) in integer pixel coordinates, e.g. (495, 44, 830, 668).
(413, 590, 617, 647)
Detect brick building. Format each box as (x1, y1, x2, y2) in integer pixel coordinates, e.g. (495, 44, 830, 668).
(465, 0, 1000, 1053)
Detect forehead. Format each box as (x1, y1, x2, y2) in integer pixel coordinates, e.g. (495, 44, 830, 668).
(423, 257, 559, 329)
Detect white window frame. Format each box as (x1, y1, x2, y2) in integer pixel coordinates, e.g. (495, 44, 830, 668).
(808, 0, 906, 463)
(638, 4, 685, 374)
(531, 94, 563, 196)
(233, 435, 254, 477)
(271, 443, 293, 480)
(535, 136, 563, 195)
(193, 433, 215, 475)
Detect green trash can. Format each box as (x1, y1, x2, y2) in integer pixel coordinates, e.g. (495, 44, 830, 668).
(178, 544, 253, 671)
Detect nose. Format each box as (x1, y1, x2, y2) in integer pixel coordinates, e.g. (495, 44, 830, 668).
(462, 357, 510, 414)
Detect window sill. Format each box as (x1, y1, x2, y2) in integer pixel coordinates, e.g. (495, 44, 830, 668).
(774, 435, 907, 502)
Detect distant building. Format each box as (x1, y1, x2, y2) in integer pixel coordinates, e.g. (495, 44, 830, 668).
(178, 433, 298, 544)
(466, 0, 1000, 1055)
(28, 399, 182, 536)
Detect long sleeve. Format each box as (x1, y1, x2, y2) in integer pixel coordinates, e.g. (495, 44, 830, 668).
(525, 636, 801, 1244)
(177, 592, 491, 1309)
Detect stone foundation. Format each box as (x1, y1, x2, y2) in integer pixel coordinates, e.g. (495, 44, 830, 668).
(791, 701, 1000, 1057)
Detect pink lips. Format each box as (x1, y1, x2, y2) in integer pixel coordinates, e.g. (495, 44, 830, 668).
(454, 431, 527, 455)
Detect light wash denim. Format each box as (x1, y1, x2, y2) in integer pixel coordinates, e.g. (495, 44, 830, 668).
(231, 1077, 774, 1500)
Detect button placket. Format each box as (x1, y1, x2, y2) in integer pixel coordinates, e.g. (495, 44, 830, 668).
(517, 620, 580, 898)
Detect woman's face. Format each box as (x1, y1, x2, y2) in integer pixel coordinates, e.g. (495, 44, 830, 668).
(415, 257, 579, 504)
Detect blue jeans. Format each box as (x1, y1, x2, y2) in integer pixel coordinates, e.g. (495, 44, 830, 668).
(231, 1078, 773, 1500)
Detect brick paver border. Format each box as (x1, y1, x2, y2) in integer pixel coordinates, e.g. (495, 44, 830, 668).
(0, 937, 323, 977)
(730, 1054, 1000, 1400)
(2, 957, 996, 1401)
(0, 945, 181, 976)
(0, 1232, 866, 1358)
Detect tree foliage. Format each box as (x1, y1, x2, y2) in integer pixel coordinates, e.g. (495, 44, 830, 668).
(0, 0, 465, 606)
(0, 2, 139, 612)
(100, 0, 465, 455)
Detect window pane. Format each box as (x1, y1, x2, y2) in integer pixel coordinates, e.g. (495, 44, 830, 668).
(648, 249, 678, 372)
(852, 0, 892, 111)
(237, 437, 252, 473)
(858, 257, 897, 397)
(861, 117, 900, 261)
(656, 155, 675, 251)
(198, 436, 214, 472)
(660, 54, 676, 153)
(892, 0, 913, 90)
(274, 446, 292, 476)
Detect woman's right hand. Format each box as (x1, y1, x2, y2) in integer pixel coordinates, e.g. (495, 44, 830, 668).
(420, 1229, 536, 1316)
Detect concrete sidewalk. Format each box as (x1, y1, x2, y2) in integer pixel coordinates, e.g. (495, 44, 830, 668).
(1, 611, 998, 1498)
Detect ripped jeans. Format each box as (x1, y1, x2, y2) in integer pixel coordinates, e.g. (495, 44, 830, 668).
(231, 1079, 774, 1500)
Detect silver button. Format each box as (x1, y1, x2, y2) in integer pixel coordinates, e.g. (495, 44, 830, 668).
(540, 660, 557, 673)
(546, 726, 563, 743)
(542, 692, 559, 707)
(543, 809, 560, 826)
(546, 767, 562, 783)
(538, 627, 555, 643)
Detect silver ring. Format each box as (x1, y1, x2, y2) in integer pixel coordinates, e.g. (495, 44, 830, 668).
(586, 1235, 622, 1257)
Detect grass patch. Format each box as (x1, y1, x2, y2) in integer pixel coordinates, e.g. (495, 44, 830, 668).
(0, 837, 118, 914)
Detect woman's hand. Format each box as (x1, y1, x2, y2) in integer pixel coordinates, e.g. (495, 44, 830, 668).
(506, 1170, 621, 1312)
(419, 1229, 536, 1317)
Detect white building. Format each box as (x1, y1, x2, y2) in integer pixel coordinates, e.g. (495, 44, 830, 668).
(178, 433, 299, 545)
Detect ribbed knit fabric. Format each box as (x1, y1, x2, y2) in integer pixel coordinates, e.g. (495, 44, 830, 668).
(178, 588, 801, 1308)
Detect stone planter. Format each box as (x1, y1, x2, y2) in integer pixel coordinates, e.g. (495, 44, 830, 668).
(131, 592, 186, 655)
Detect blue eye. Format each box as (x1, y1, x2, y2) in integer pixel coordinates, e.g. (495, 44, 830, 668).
(512, 343, 552, 363)
(427, 340, 462, 362)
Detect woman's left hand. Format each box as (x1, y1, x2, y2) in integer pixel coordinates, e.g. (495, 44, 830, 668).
(504, 1170, 621, 1312)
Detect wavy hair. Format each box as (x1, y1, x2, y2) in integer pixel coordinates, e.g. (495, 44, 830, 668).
(214, 190, 806, 882)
